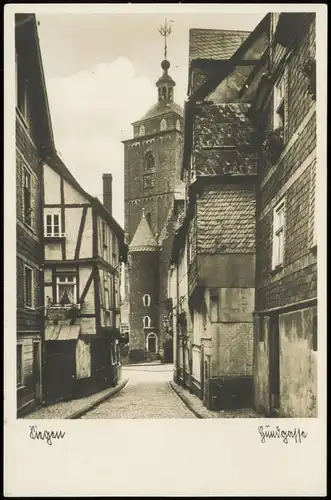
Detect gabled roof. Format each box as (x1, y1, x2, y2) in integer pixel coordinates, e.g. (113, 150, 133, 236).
(129, 209, 158, 252)
(189, 29, 251, 62)
(48, 154, 125, 245)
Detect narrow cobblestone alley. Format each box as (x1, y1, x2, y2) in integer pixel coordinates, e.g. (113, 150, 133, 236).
(81, 364, 196, 419)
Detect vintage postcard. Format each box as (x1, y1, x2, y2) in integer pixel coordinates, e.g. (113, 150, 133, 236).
(4, 3, 327, 497)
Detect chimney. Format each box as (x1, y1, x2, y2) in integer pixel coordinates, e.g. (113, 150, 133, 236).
(102, 174, 113, 216)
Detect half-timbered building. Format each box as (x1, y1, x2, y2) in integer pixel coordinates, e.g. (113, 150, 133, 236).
(16, 14, 56, 416)
(43, 159, 127, 403)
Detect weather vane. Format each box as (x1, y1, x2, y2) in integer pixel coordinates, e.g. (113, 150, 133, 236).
(158, 18, 174, 61)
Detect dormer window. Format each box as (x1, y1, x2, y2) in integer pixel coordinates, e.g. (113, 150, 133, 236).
(143, 294, 151, 307)
(160, 119, 167, 132)
(139, 125, 145, 137)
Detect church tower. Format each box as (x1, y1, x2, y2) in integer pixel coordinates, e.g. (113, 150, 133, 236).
(123, 20, 183, 362)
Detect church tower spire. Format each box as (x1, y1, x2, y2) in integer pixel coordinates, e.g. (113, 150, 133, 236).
(156, 19, 176, 103)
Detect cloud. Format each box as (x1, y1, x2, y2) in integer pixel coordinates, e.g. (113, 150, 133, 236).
(45, 57, 157, 227)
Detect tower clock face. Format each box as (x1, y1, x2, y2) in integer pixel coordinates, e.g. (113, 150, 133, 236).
(143, 173, 155, 189)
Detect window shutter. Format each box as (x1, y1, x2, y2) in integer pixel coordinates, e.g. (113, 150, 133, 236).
(33, 268, 38, 308)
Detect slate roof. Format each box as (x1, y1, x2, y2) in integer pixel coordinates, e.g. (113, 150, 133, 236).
(129, 210, 158, 252)
(189, 29, 251, 62)
(134, 101, 183, 124)
(197, 188, 256, 254)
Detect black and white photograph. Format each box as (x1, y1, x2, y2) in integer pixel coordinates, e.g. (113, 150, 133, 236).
(4, 3, 327, 497)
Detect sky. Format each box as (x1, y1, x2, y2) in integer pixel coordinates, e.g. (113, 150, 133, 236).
(36, 12, 265, 227)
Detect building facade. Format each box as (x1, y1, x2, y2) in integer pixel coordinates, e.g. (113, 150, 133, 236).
(123, 57, 184, 362)
(16, 14, 56, 416)
(169, 24, 271, 410)
(250, 13, 317, 417)
(169, 13, 318, 417)
(43, 161, 126, 403)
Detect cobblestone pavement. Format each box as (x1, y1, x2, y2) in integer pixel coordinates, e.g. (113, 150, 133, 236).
(170, 381, 261, 419)
(81, 364, 196, 419)
(23, 380, 127, 420)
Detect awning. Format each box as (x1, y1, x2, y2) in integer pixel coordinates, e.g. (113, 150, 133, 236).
(45, 324, 81, 341)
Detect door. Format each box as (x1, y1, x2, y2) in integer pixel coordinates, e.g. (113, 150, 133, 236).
(33, 341, 41, 401)
(269, 314, 280, 414)
(44, 343, 75, 403)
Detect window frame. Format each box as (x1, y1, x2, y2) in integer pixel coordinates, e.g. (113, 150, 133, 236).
(143, 294, 151, 307)
(56, 275, 77, 306)
(160, 118, 167, 132)
(139, 125, 145, 137)
(209, 289, 220, 323)
(272, 199, 286, 270)
(44, 210, 62, 237)
(24, 264, 34, 309)
(143, 316, 151, 328)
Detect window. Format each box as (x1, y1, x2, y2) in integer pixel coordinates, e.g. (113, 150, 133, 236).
(176, 119, 181, 131)
(169, 88, 173, 102)
(102, 221, 108, 260)
(23, 169, 32, 227)
(145, 152, 154, 171)
(143, 294, 151, 307)
(112, 236, 118, 267)
(56, 275, 77, 305)
(114, 277, 119, 309)
(24, 265, 34, 308)
(45, 212, 62, 237)
(160, 118, 167, 131)
(272, 199, 285, 269)
(147, 333, 157, 354)
(105, 280, 110, 310)
(210, 290, 220, 323)
(17, 343, 24, 387)
(273, 73, 286, 136)
(139, 125, 145, 137)
(143, 316, 151, 328)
